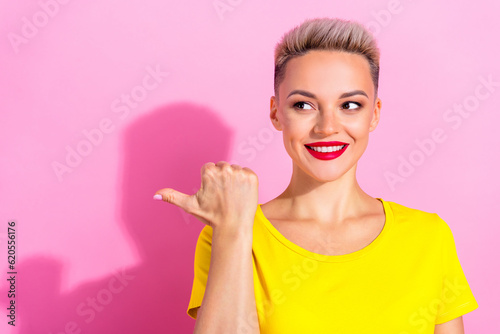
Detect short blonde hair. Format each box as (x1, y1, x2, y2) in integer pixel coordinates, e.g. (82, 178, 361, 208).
(274, 17, 380, 100)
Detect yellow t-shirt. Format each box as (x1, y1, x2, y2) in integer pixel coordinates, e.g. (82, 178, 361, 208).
(186, 198, 478, 333)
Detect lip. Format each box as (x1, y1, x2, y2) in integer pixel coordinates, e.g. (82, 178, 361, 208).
(304, 141, 349, 161)
(305, 141, 348, 147)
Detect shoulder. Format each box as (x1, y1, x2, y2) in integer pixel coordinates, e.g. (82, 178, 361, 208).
(385, 200, 449, 234)
(384, 200, 457, 256)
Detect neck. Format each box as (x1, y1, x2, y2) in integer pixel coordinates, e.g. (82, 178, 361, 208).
(275, 162, 374, 226)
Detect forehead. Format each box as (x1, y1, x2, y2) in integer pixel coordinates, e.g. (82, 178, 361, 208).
(281, 50, 373, 98)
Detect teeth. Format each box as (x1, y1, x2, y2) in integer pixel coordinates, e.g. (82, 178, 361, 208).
(308, 145, 346, 152)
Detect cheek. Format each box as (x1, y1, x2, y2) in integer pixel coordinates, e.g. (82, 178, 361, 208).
(344, 117, 371, 138)
(283, 122, 311, 146)
(281, 114, 309, 134)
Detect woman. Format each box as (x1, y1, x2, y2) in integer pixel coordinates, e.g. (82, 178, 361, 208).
(154, 17, 478, 333)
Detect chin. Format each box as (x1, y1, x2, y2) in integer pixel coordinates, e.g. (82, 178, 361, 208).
(306, 167, 350, 182)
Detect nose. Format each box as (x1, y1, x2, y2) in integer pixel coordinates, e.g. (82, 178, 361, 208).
(314, 110, 341, 135)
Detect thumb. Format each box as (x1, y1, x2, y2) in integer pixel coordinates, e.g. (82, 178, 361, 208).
(154, 188, 194, 211)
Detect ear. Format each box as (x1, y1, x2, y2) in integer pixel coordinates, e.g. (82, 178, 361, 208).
(270, 95, 283, 131)
(369, 97, 382, 132)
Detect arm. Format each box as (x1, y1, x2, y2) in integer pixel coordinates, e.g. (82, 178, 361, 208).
(193, 225, 260, 334)
(154, 161, 260, 333)
(434, 316, 464, 334)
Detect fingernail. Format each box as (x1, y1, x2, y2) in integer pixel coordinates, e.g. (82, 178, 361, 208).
(153, 194, 163, 201)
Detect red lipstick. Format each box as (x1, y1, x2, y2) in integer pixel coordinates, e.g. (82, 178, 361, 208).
(304, 141, 349, 161)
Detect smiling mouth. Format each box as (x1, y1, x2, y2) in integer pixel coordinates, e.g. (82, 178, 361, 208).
(304, 144, 347, 153)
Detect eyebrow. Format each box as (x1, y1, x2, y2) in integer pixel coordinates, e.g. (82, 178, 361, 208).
(286, 89, 368, 100)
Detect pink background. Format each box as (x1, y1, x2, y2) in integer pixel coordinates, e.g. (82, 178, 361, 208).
(1, 0, 498, 333)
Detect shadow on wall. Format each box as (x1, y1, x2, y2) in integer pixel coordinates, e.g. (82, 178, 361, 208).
(7, 102, 233, 333)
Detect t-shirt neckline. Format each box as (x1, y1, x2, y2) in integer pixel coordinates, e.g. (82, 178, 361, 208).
(256, 198, 393, 263)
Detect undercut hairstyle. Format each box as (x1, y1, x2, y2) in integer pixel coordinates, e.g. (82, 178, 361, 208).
(273, 17, 381, 101)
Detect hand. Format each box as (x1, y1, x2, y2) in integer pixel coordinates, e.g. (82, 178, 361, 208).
(154, 161, 259, 231)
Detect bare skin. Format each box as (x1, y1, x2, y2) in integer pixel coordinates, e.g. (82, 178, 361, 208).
(263, 50, 384, 255)
(435, 317, 464, 334)
(155, 161, 260, 334)
(260, 196, 385, 256)
(263, 49, 465, 332)
(155, 48, 465, 333)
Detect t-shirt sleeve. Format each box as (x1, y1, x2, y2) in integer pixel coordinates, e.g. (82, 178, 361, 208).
(434, 214, 478, 324)
(186, 225, 213, 320)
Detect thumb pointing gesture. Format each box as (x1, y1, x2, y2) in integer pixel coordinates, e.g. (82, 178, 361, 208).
(153, 187, 211, 226)
(153, 161, 259, 230)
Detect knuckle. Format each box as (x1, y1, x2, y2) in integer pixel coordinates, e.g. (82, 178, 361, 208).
(220, 164, 233, 175)
(201, 162, 215, 173)
(248, 172, 259, 184)
(216, 160, 228, 167)
(201, 170, 211, 179)
(242, 166, 254, 173)
(164, 191, 174, 203)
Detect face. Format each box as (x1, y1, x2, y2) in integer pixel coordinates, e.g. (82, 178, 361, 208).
(270, 50, 382, 182)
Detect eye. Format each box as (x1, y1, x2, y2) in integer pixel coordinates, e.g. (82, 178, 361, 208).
(341, 101, 362, 110)
(293, 101, 313, 110)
